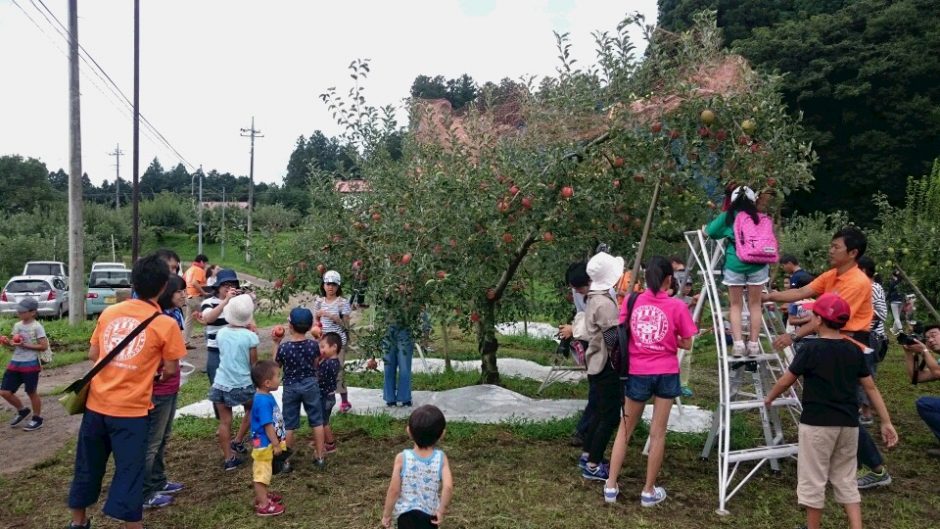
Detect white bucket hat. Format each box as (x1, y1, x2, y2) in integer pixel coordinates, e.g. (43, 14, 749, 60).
(323, 270, 342, 285)
(586, 252, 625, 291)
(731, 185, 757, 203)
(222, 293, 254, 326)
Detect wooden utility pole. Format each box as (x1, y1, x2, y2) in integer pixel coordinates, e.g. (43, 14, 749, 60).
(240, 117, 262, 263)
(109, 144, 123, 208)
(67, 0, 85, 324)
(197, 165, 204, 254)
(131, 0, 141, 262)
(221, 186, 226, 259)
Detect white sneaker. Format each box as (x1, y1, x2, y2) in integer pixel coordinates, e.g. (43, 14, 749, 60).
(640, 486, 667, 507)
(732, 342, 745, 358)
(746, 341, 760, 357)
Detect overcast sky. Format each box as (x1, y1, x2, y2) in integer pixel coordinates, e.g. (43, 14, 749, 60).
(0, 0, 657, 187)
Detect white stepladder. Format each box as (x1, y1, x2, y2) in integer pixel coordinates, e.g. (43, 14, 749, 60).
(685, 229, 803, 515)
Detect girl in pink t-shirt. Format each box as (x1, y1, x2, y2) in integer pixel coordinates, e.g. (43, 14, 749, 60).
(605, 256, 697, 507)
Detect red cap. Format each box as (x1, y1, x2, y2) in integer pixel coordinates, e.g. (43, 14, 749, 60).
(811, 292, 851, 325)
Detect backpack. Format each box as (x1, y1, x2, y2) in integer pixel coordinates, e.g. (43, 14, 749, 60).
(733, 211, 779, 264)
(611, 293, 639, 380)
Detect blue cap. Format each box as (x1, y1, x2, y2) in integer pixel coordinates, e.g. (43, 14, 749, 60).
(289, 307, 314, 327)
(214, 269, 239, 287)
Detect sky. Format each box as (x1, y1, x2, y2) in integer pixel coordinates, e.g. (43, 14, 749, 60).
(0, 0, 657, 187)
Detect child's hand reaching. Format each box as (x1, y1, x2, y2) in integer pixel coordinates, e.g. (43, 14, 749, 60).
(381, 515, 392, 528)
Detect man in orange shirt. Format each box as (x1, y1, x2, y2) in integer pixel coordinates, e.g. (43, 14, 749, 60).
(182, 254, 209, 349)
(67, 254, 187, 529)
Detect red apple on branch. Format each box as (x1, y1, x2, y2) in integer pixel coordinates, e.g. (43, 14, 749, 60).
(560, 186, 574, 199)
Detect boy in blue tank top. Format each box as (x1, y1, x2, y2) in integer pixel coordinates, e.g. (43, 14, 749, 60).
(381, 405, 454, 529)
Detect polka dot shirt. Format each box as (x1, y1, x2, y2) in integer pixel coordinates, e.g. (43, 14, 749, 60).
(275, 339, 320, 384)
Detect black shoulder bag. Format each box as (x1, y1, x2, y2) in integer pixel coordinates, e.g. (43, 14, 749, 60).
(59, 312, 161, 415)
(612, 293, 640, 380)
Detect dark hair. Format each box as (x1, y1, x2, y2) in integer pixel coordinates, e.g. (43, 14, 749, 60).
(565, 262, 590, 288)
(644, 256, 674, 294)
(194, 254, 209, 263)
(818, 315, 847, 330)
(320, 332, 343, 354)
(833, 226, 867, 260)
(857, 256, 876, 278)
(725, 190, 760, 226)
(290, 320, 312, 334)
(669, 255, 684, 266)
(155, 248, 181, 264)
(780, 255, 799, 266)
(408, 404, 446, 448)
(923, 323, 940, 334)
(157, 275, 186, 311)
(206, 264, 218, 278)
(251, 360, 279, 388)
(319, 282, 344, 297)
(133, 254, 171, 299)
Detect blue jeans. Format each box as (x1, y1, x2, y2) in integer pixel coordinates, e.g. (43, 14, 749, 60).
(857, 424, 883, 469)
(143, 393, 178, 501)
(916, 396, 940, 443)
(68, 410, 149, 522)
(383, 325, 414, 405)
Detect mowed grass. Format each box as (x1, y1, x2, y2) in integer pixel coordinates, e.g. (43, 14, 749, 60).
(1, 338, 937, 528)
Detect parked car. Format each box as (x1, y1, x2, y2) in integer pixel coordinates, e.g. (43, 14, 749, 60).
(91, 262, 126, 272)
(0, 275, 69, 318)
(85, 269, 132, 317)
(22, 261, 67, 278)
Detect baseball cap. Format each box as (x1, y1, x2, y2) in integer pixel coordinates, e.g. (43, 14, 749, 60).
(323, 270, 341, 285)
(810, 292, 851, 325)
(289, 307, 314, 328)
(214, 269, 240, 287)
(15, 297, 39, 313)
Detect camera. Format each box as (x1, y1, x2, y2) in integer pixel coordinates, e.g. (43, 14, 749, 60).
(897, 332, 922, 346)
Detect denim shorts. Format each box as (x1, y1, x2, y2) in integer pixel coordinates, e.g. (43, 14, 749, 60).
(625, 373, 682, 402)
(723, 265, 769, 286)
(208, 384, 255, 408)
(322, 394, 336, 425)
(1, 369, 39, 394)
(282, 377, 324, 429)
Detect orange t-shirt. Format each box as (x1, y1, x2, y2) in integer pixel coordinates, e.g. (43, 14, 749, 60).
(184, 265, 206, 297)
(87, 299, 187, 417)
(807, 265, 873, 332)
(614, 270, 644, 306)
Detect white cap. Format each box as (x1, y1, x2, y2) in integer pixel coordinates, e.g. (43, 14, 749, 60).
(323, 270, 342, 285)
(586, 252, 625, 292)
(731, 185, 757, 203)
(222, 294, 254, 326)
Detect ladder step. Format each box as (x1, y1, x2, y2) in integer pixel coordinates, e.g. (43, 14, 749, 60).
(726, 443, 799, 464)
(727, 354, 779, 363)
(728, 398, 799, 411)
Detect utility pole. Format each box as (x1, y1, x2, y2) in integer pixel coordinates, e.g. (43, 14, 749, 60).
(131, 0, 141, 262)
(197, 165, 204, 254)
(221, 186, 226, 259)
(240, 117, 262, 263)
(109, 144, 123, 208)
(67, 0, 85, 324)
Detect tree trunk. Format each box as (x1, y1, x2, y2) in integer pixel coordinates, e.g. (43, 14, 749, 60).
(442, 323, 453, 373)
(478, 302, 500, 384)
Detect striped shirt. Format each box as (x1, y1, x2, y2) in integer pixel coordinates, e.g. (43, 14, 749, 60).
(200, 296, 229, 350)
(314, 296, 351, 345)
(871, 282, 887, 338)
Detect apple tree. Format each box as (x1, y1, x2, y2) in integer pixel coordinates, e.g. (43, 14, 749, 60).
(260, 13, 814, 383)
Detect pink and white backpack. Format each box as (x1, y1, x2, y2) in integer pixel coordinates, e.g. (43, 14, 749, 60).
(733, 211, 779, 264)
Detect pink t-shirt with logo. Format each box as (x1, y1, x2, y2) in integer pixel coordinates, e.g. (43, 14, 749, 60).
(622, 290, 698, 375)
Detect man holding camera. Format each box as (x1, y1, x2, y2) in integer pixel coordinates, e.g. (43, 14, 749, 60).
(900, 324, 940, 457)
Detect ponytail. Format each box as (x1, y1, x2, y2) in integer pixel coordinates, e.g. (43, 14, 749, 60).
(644, 256, 674, 294)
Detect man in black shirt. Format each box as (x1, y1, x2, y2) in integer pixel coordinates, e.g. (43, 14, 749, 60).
(780, 255, 814, 289)
(765, 293, 897, 529)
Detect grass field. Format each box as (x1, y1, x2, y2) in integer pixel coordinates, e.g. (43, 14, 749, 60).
(1, 331, 937, 529)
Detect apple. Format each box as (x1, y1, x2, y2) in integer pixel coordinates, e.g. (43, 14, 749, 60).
(715, 129, 728, 141)
(366, 358, 378, 370)
(612, 156, 625, 168)
(670, 130, 680, 140)
(738, 135, 750, 146)
(0, 336, 8, 346)
(401, 253, 413, 265)
(741, 119, 756, 134)
(633, 173, 646, 183)
(437, 270, 447, 280)
(311, 325, 323, 338)
(521, 197, 533, 209)
(542, 231, 555, 242)
(287, 274, 296, 284)
(273, 325, 285, 338)
(509, 185, 520, 196)
(298, 261, 308, 271)
(560, 186, 574, 199)
(317, 264, 327, 275)
(651, 122, 663, 134)
(612, 179, 621, 189)
(352, 259, 363, 270)
(749, 143, 761, 153)
(497, 201, 510, 213)
(902, 247, 910, 255)
(501, 233, 514, 244)
(470, 312, 481, 323)
(403, 223, 412, 231)
(700, 109, 716, 124)
(371, 212, 381, 221)
(698, 126, 711, 138)
(449, 238, 457, 248)
(274, 279, 284, 289)
(12, 335, 23, 345)
(486, 288, 497, 300)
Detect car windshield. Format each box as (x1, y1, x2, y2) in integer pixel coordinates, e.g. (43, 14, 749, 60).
(25, 263, 61, 275)
(6, 280, 52, 293)
(89, 271, 131, 288)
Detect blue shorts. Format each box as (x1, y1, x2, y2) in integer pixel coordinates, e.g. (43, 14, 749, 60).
(723, 265, 769, 286)
(282, 377, 324, 429)
(322, 394, 336, 425)
(68, 410, 149, 522)
(625, 374, 682, 402)
(208, 384, 255, 408)
(1, 369, 40, 394)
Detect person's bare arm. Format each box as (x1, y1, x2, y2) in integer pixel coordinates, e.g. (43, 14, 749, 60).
(678, 336, 694, 350)
(88, 344, 100, 362)
(250, 346, 258, 365)
(763, 285, 816, 304)
(435, 453, 454, 526)
(381, 453, 404, 528)
(202, 290, 234, 324)
(903, 341, 940, 382)
(264, 423, 282, 455)
(860, 376, 898, 448)
(765, 371, 798, 406)
(20, 337, 50, 351)
(160, 359, 179, 381)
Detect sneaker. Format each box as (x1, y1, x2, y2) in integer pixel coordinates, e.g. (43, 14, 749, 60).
(578, 454, 609, 471)
(230, 439, 248, 455)
(143, 494, 174, 509)
(400, 401, 412, 407)
(859, 416, 874, 426)
(857, 467, 892, 489)
(161, 481, 184, 494)
(680, 385, 694, 398)
(66, 521, 91, 529)
(339, 401, 352, 413)
(9, 407, 30, 427)
(604, 486, 620, 504)
(746, 341, 760, 357)
(324, 442, 337, 454)
(386, 402, 397, 407)
(640, 486, 667, 507)
(731, 342, 745, 358)
(581, 462, 610, 481)
(22, 416, 43, 431)
(314, 458, 327, 469)
(255, 501, 285, 517)
(266, 491, 283, 504)
(223, 456, 243, 471)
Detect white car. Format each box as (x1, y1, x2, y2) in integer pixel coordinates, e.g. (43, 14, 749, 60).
(91, 262, 127, 272)
(0, 275, 70, 318)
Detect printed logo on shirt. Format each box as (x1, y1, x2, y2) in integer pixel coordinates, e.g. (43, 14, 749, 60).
(631, 305, 669, 345)
(102, 316, 148, 363)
